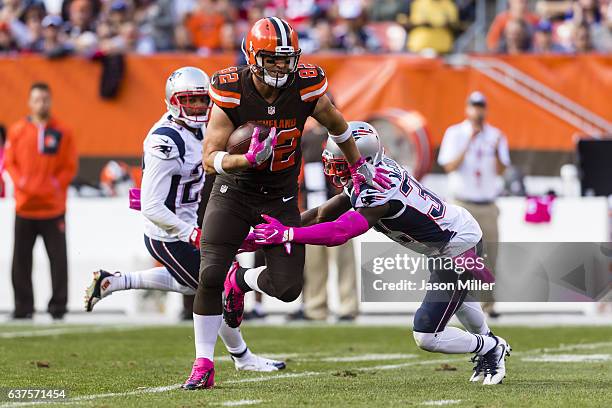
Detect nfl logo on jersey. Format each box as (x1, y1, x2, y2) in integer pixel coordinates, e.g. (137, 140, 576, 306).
(267, 106, 275, 115)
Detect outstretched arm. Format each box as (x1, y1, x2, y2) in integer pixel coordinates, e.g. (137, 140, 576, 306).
(255, 203, 389, 247)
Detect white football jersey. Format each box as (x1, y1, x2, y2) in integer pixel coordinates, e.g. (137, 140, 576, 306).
(345, 156, 482, 257)
(141, 113, 205, 242)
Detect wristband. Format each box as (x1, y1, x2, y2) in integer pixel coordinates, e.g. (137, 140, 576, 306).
(214, 151, 229, 175)
(329, 126, 352, 144)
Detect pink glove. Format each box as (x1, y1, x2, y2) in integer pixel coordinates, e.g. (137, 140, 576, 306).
(244, 127, 278, 167)
(252, 215, 292, 254)
(237, 232, 263, 254)
(129, 188, 141, 211)
(348, 157, 392, 195)
(189, 227, 202, 249)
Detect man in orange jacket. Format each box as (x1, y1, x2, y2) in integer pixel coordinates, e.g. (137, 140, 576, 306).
(4, 82, 78, 320)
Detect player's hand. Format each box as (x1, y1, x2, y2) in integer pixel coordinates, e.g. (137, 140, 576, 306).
(128, 188, 141, 211)
(349, 157, 392, 195)
(253, 215, 292, 254)
(237, 232, 262, 253)
(244, 126, 278, 167)
(189, 227, 202, 249)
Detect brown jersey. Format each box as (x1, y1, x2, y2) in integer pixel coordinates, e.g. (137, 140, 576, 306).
(209, 64, 328, 196)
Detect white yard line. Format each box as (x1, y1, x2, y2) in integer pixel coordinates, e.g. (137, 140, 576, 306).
(220, 400, 263, 406)
(2, 340, 611, 407)
(421, 400, 461, 406)
(522, 354, 611, 362)
(320, 353, 417, 362)
(0, 326, 153, 339)
(226, 371, 321, 384)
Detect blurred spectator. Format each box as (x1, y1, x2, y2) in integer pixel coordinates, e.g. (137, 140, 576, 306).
(184, 0, 227, 53)
(133, 0, 176, 51)
(386, 22, 408, 52)
(219, 21, 239, 52)
(368, 0, 410, 22)
(532, 20, 567, 52)
(565, 0, 602, 25)
(0, 0, 30, 49)
(407, 0, 459, 55)
(438, 91, 510, 319)
(273, 0, 316, 29)
(4, 82, 78, 320)
(334, 4, 379, 52)
(41, 15, 72, 57)
(65, 0, 98, 55)
(21, 2, 47, 52)
(0, 21, 18, 52)
(498, 17, 532, 54)
(592, 0, 612, 51)
(65, 0, 96, 36)
(571, 21, 595, 51)
(556, 0, 610, 51)
(487, 0, 539, 51)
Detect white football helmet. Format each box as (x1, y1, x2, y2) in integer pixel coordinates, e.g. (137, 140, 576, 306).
(165, 66, 212, 129)
(322, 121, 385, 188)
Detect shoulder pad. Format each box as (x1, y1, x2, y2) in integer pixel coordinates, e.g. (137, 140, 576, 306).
(352, 185, 397, 209)
(297, 64, 328, 103)
(209, 66, 245, 109)
(145, 126, 185, 161)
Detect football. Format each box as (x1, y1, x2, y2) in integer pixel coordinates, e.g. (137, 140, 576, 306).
(226, 122, 272, 155)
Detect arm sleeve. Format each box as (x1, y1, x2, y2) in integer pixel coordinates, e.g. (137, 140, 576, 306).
(291, 210, 370, 247)
(141, 153, 193, 242)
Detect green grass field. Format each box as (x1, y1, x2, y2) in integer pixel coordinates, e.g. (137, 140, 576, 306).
(1, 324, 611, 407)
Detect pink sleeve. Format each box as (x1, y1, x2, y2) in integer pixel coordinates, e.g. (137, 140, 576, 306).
(292, 211, 370, 247)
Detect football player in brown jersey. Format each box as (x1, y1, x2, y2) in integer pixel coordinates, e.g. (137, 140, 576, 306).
(183, 17, 391, 390)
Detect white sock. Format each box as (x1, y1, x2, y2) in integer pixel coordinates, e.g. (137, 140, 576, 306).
(193, 313, 222, 360)
(218, 320, 248, 356)
(104, 267, 195, 295)
(456, 302, 490, 335)
(243, 266, 265, 292)
(414, 326, 496, 354)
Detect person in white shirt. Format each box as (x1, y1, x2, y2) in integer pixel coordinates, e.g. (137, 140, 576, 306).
(437, 91, 511, 317)
(83, 66, 285, 372)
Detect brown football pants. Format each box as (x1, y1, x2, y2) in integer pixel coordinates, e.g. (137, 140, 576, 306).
(194, 180, 305, 315)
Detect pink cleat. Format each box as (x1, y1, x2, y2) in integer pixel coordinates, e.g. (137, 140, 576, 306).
(182, 358, 215, 390)
(223, 261, 245, 328)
